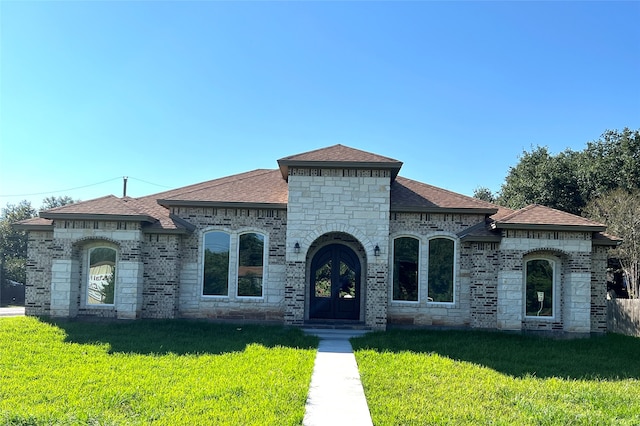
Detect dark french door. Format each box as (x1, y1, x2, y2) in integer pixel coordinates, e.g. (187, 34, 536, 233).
(309, 244, 361, 320)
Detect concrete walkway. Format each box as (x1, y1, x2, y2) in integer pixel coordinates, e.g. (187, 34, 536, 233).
(0, 306, 25, 317)
(302, 329, 373, 426)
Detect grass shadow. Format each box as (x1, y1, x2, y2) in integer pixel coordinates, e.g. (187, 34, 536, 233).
(351, 328, 640, 380)
(45, 318, 319, 355)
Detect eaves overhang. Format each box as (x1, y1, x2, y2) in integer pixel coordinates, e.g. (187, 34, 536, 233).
(391, 207, 499, 215)
(40, 213, 156, 223)
(491, 223, 607, 232)
(277, 160, 403, 181)
(12, 223, 54, 231)
(157, 200, 288, 210)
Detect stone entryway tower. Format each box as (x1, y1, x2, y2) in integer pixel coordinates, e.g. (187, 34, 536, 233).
(279, 145, 403, 330)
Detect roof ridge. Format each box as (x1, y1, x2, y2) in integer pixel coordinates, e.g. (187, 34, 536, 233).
(144, 169, 277, 201)
(396, 176, 500, 209)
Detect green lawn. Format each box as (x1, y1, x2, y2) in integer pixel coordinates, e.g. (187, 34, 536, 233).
(352, 329, 640, 425)
(0, 317, 318, 425)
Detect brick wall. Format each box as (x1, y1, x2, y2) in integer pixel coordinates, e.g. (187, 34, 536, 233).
(172, 207, 287, 321)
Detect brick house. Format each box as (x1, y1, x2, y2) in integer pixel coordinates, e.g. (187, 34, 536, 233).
(16, 145, 618, 333)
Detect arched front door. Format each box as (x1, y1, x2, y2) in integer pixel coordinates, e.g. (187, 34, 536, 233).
(309, 244, 361, 320)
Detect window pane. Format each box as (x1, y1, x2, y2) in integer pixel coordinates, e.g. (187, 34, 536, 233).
(238, 233, 264, 297)
(203, 232, 230, 296)
(339, 261, 356, 299)
(428, 238, 454, 303)
(88, 247, 116, 305)
(393, 237, 419, 301)
(315, 260, 332, 298)
(526, 259, 553, 317)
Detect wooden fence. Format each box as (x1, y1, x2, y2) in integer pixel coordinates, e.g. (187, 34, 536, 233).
(607, 299, 640, 337)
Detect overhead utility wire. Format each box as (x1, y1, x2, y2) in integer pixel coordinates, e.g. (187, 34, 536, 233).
(0, 176, 173, 198)
(0, 177, 122, 197)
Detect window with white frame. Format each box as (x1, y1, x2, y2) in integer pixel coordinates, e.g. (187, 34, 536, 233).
(87, 246, 117, 305)
(203, 231, 231, 296)
(427, 237, 454, 303)
(392, 236, 419, 301)
(525, 258, 555, 317)
(237, 232, 265, 297)
(202, 230, 267, 298)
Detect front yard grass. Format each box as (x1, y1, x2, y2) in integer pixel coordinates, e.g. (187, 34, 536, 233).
(0, 317, 318, 425)
(352, 329, 640, 425)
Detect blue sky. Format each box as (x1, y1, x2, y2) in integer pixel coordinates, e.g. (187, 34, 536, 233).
(1, 1, 639, 211)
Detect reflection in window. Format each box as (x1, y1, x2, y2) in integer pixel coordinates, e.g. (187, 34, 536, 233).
(88, 247, 116, 305)
(315, 260, 332, 298)
(203, 232, 230, 296)
(428, 238, 454, 303)
(339, 261, 356, 298)
(238, 233, 265, 297)
(526, 259, 554, 317)
(393, 237, 419, 301)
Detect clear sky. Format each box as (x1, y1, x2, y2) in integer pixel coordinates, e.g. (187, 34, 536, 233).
(1, 1, 639, 211)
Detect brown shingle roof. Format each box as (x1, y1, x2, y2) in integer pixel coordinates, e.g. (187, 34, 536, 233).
(156, 169, 288, 207)
(40, 195, 155, 221)
(492, 204, 606, 231)
(277, 144, 403, 180)
(391, 177, 499, 214)
(13, 216, 54, 231)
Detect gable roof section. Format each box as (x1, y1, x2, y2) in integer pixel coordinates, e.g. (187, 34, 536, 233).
(491, 204, 607, 231)
(31, 195, 192, 234)
(13, 216, 54, 231)
(277, 144, 403, 180)
(391, 177, 499, 214)
(39, 195, 156, 222)
(155, 169, 288, 208)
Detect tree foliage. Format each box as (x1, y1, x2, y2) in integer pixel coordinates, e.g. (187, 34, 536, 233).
(41, 196, 76, 211)
(472, 187, 496, 203)
(583, 189, 640, 298)
(497, 128, 640, 216)
(0, 201, 37, 285)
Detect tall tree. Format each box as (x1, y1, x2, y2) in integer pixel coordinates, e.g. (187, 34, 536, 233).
(473, 187, 496, 203)
(584, 189, 640, 299)
(497, 128, 640, 216)
(41, 195, 76, 211)
(0, 201, 37, 285)
(497, 147, 584, 215)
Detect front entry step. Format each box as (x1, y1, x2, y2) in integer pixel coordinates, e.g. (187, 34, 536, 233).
(303, 320, 371, 330)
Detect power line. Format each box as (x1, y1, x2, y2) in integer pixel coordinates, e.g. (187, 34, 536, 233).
(128, 176, 172, 189)
(0, 176, 173, 198)
(0, 177, 122, 198)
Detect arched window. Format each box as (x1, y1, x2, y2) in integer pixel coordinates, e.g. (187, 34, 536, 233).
(237, 232, 265, 297)
(427, 238, 454, 303)
(392, 237, 419, 301)
(525, 258, 555, 317)
(203, 231, 230, 296)
(87, 247, 116, 305)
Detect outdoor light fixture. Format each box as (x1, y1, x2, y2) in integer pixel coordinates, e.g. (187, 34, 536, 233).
(294, 242, 301, 254)
(374, 244, 380, 257)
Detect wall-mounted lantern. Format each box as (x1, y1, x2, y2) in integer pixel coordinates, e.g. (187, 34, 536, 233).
(294, 242, 301, 254)
(374, 244, 380, 257)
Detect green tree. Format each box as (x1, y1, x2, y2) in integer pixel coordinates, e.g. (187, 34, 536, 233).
(473, 186, 496, 203)
(497, 128, 639, 216)
(497, 147, 584, 215)
(584, 189, 640, 299)
(41, 196, 76, 211)
(0, 201, 37, 286)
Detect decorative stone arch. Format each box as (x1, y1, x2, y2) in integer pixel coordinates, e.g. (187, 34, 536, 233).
(301, 224, 377, 259)
(305, 231, 368, 322)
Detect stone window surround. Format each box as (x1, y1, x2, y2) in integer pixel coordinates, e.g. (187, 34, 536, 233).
(389, 232, 459, 306)
(523, 253, 560, 321)
(200, 227, 269, 300)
